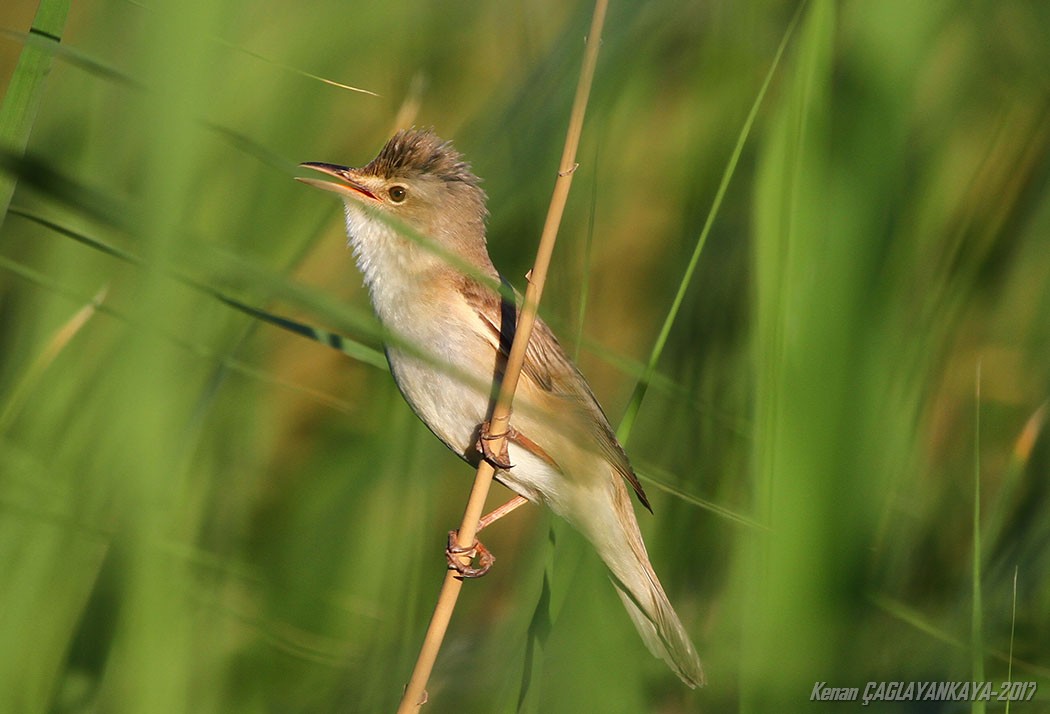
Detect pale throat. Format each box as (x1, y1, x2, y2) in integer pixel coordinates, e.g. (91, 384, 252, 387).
(341, 202, 453, 327)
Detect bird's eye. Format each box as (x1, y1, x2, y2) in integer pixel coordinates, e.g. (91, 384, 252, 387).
(388, 185, 407, 203)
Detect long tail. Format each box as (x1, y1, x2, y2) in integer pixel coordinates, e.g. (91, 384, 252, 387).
(576, 476, 705, 688)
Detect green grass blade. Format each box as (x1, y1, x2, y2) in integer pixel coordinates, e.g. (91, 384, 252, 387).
(0, 28, 139, 89)
(0, 253, 361, 417)
(7, 208, 387, 369)
(616, 0, 806, 444)
(972, 362, 985, 714)
(871, 595, 1050, 679)
(0, 286, 105, 432)
(742, 1, 838, 708)
(0, 0, 72, 227)
(572, 141, 600, 361)
(635, 464, 767, 530)
(1005, 566, 1018, 714)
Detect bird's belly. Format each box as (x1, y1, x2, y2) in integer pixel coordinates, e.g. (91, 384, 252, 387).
(390, 351, 569, 507)
(385, 346, 492, 457)
(378, 305, 580, 511)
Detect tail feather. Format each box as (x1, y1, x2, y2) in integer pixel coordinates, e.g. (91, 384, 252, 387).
(576, 477, 705, 688)
(611, 569, 705, 688)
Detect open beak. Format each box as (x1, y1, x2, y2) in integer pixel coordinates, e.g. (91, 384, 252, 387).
(296, 162, 378, 201)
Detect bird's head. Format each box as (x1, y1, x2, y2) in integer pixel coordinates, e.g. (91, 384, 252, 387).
(298, 129, 490, 271)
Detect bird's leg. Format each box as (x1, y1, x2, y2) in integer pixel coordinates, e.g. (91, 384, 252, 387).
(450, 417, 528, 578)
(477, 494, 529, 532)
(476, 415, 515, 470)
(445, 495, 530, 578)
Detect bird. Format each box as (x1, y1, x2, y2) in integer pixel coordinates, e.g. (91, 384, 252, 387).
(297, 128, 704, 687)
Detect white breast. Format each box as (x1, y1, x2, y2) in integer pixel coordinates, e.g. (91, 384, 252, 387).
(342, 203, 494, 455)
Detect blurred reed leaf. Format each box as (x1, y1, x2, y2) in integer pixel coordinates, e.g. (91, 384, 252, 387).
(0, 0, 72, 224)
(871, 594, 1050, 679)
(0, 253, 359, 414)
(0, 27, 139, 89)
(973, 364, 986, 706)
(616, 0, 805, 446)
(6, 207, 386, 365)
(0, 284, 104, 432)
(635, 463, 766, 531)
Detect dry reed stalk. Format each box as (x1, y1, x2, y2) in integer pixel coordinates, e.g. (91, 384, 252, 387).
(394, 1, 610, 711)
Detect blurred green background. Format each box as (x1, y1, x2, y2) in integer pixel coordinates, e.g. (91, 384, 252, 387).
(1, 0, 1049, 712)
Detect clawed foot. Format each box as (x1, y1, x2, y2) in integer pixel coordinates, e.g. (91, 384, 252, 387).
(476, 419, 516, 469)
(446, 530, 494, 578)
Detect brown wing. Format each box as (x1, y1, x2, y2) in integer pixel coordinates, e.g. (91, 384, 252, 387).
(463, 275, 652, 512)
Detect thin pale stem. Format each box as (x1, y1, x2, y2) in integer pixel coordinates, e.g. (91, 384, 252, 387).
(395, 1, 609, 711)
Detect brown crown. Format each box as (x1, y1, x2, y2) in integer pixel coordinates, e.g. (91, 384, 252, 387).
(362, 128, 481, 187)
